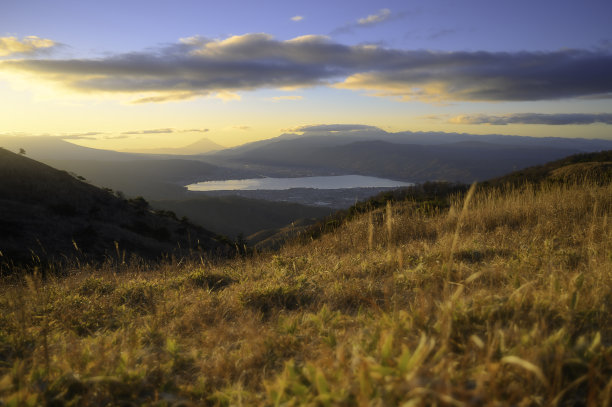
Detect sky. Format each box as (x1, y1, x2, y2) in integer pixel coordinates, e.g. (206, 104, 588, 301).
(0, 0, 611, 149)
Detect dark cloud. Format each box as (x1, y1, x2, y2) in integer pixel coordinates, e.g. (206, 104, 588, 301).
(289, 124, 383, 133)
(335, 49, 612, 102)
(449, 113, 612, 125)
(2, 34, 612, 103)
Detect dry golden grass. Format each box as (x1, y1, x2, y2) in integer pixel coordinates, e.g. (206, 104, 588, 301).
(1, 181, 611, 406)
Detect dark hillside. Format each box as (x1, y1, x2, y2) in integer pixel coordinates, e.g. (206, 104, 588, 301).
(0, 149, 229, 268)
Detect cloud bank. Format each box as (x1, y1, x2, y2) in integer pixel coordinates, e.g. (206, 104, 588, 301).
(449, 113, 612, 125)
(2, 33, 612, 103)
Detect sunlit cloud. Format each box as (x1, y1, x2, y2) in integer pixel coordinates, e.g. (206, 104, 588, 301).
(231, 125, 251, 131)
(447, 113, 612, 125)
(291, 15, 304, 22)
(1, 34, 611, 103)
(358, 9, 391, 26)
(0, 36, 56, 57)
(215, 91, 241, 102)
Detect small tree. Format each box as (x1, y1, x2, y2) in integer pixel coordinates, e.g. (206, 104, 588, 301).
(19, 148, 26, 155)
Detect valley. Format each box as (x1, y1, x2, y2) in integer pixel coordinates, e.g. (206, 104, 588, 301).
(2, 131, 611, 252)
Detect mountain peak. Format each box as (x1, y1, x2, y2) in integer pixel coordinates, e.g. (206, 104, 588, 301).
(121, 137, 225, 155)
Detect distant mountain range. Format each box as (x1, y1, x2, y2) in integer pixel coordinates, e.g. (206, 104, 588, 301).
(212, 129, 612, 158)
(3, 132, 610, 188)
(207, 130, 612, 182)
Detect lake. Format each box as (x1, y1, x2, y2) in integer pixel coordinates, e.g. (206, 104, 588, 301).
(186, 175, 413, 191)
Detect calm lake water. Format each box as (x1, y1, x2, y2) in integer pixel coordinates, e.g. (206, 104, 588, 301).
(187, 175, 413, 191)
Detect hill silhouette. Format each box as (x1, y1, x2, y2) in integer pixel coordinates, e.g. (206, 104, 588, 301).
(0, 149, 230, 268)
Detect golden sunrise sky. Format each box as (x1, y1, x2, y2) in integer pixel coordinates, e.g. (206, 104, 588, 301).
(1, 0, 611, 150)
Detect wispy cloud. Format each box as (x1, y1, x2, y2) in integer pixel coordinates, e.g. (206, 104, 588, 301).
(231, 125, 251, 131)
(448, 113, 612, 125)
(332, 9, 400, 35)
(103, 135, 130, 140)
(427, 28, 458, 40)
(122, 128, 175, 135)
(60, 131, 105, 140)
(291, 15, 303, 22)
(358, 9, 391, 26)
(130, 92, 202, 104)
(182, 128, 209, 133)
(2, 34, 612, 103)
(0, 36, 56, 57)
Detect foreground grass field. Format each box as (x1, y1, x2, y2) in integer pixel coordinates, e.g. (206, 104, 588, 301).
(1, 181, 611, 406)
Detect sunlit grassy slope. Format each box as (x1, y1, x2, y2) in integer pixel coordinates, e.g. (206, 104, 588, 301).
(1, 178, 611, 405)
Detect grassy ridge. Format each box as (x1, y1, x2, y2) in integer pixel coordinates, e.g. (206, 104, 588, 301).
(1, 179, 610, 405)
